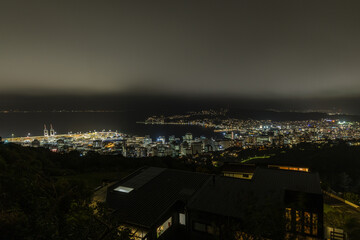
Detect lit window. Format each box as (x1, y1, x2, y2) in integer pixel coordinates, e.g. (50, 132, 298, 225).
(285, 208, 292, 231)
(312, 213, 318, 236)
(118, 225, 147, 240)
(157, 217, 172, 238)
(179, 213, 186, 225)
(114, 186, 134, 193)
(296, 210, 302, 232)
(304, 212, 311, 234)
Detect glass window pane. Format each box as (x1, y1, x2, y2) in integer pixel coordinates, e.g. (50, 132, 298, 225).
(296, 210, 302, 233)
(312, 213, 318, 236)
(285, 208, 292, 231)
(304, 212, 311, 234)
(179, 213, 186, 225)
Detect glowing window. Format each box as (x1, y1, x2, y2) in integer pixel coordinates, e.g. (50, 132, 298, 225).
(179, 213, 186, 225)
(285, 208, 292, 231)
(312, 213, 318, 236)
(114, 186, 134, 193)
(304, 212, 311, 234)
(296, 210, 302, 232)
(157, 217, 172, 238)
(118, 225, 147, 240)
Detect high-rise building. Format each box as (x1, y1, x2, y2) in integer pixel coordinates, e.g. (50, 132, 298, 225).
(169, 135, 175, 142)
(191, 141, 202, 155)
(144, 135, 152, 146)
(157, 136, 166, 144)
(183, 133, 193, 143)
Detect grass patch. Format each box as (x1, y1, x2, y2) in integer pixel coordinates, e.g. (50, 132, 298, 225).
(242, 155, 270, 163)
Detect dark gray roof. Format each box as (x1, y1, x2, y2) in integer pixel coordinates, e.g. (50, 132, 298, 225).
(252, 167, 322, 195)
(188, 176, 254, 219)
(187, 168, 322, 218)
(107, 167, 211, 228)
(120, 167, 165, 189)
(107, 167, 322, 227)
(222, 163, 256, 173)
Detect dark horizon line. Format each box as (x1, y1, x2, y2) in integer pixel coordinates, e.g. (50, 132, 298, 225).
(2, 91, 360, 101)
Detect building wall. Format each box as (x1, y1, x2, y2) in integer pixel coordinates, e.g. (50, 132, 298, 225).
(284, 190, 324, 239)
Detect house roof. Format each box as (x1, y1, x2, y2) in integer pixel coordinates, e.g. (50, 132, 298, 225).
(222, 163, 256, 173)
(251, 167, 321, 195)
(107, 166, 321, 227)
(188, 168, 321, 218)
(107, 167, 211, 228)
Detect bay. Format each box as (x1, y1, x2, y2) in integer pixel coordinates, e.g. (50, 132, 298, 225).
(0, 111, 221, 139)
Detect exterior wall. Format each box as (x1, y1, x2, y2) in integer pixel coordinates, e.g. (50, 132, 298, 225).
(284, 190, 324, 239)
(187, 210, 223, 237)
(149, 203, 186, 240)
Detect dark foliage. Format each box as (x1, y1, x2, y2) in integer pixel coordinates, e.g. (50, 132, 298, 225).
(0, 143, 134, 240)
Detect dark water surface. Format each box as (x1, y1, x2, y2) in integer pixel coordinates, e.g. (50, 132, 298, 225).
(0, 111, 220, 139)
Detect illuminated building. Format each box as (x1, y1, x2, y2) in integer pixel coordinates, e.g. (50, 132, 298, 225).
(169, 135, 175, 142)
(203, 143, 213, 152)
(106, 167, 323, 239)
(92, 139, 102, 148)
(157, 136, 166, 144)
(169, 141, 180, 157)
(144, 135, 152, 146)
(268, 165, 309, 172)
(180, 141, 191, 156)
(136, 147, 147, 157)
(155, 144, 173, 157)
(256, 135, 272, 145)
(217, 139, 234, 149)
(191, 141, 202, 155)
(222, 163, 256, 180)
(183, 133, 193, 143)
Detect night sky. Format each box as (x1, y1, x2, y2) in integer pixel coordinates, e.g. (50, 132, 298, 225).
(1, 0, 360, 99)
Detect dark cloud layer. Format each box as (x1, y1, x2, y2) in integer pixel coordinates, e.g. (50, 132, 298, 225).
(1, 0, 360, 97)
